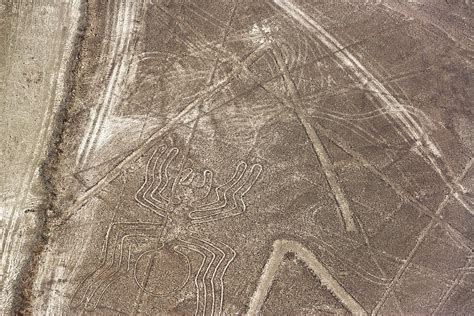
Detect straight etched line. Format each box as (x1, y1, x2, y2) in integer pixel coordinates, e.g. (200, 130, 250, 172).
(270, 45, 357, 232)
(247, 240, 367, 315)
(272, 0, 470, 214)
(68, 43, 270, 215)
(372, 159, 473, 314)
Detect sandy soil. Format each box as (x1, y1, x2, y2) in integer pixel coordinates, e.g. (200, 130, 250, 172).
(1, 0, 473, 314)
(0, 0, 81, 312)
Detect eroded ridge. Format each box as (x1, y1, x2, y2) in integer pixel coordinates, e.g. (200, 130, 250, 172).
(70, 145, 262, 314)
(247, 239, 367, 315)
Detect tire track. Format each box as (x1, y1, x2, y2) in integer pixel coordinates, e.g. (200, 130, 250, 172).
(75, 0, 145, 169)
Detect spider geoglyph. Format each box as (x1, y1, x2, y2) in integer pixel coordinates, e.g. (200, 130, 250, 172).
(71, 144, 263, 314)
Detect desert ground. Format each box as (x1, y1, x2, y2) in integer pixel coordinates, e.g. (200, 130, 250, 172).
(1, 0, 473, 314)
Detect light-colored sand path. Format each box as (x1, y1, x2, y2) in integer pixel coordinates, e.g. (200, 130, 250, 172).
(0, 0, 81, 312)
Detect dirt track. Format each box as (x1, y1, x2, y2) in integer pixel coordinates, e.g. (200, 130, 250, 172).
(1, 0, 473, 314)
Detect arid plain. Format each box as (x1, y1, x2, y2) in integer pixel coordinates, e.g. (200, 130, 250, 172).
(1, 0, 473, 314)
